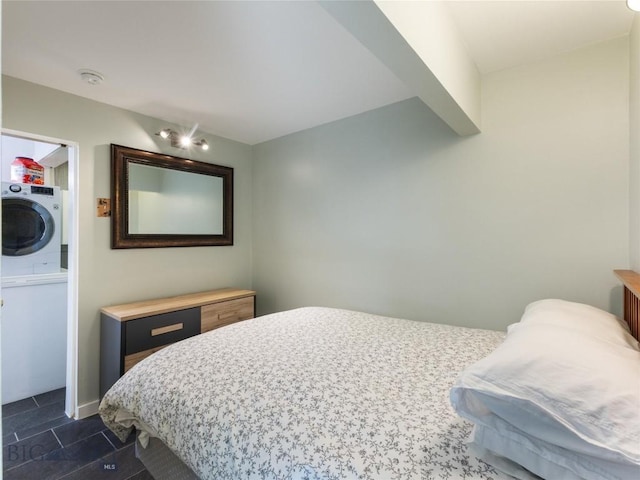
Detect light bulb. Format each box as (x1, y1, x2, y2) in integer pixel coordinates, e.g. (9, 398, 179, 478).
(628, 0, 640, 12)
(200, 140, 209, 151)
(180, 135, 192, 147)
(159, 129, 171, 139)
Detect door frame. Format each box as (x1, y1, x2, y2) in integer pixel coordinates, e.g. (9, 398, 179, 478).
(1, 128, 79, 418)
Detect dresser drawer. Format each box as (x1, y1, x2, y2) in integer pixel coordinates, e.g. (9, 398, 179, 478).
(124, 345, 169, 373)
(125, 307, 200, 355)
(100, 288, 255, 398)
(201, 297, 254, 333)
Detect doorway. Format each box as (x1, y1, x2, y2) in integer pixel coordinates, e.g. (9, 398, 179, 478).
(0, 128, 79, 419)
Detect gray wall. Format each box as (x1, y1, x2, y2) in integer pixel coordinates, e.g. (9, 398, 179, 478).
(2, 77, 254, 407)
(252, 37, 629, 330)
(630, 15, 640, 271)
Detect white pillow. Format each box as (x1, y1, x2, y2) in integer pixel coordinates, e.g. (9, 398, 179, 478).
(450, 302, 640, 480)
(520, 299, 638, 349)
(470, 422, 639, 480)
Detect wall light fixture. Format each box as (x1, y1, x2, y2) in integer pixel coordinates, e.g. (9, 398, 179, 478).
(156, 124, 209, 151)
(628, 0, 640, 12)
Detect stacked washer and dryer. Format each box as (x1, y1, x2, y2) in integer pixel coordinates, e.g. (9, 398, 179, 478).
(1, 181, 68, 404)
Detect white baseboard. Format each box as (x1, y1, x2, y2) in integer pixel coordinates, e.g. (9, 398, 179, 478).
(76, 399, 100, 419)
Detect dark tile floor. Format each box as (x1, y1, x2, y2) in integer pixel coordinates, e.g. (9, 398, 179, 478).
(2, 388, 152, 480)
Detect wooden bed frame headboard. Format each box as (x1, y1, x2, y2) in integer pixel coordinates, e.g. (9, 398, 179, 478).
(614, 269, 640, 342)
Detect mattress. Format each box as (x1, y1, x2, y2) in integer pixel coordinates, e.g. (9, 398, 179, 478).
(99, 306, 508, 479)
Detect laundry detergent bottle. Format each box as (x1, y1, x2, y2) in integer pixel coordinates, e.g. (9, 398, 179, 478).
(11, 157, 45, 185)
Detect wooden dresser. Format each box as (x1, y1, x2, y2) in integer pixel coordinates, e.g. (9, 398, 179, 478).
(99, 288, 255, 397)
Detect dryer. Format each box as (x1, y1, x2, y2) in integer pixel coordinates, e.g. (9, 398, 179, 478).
(2, 182, 62, 276)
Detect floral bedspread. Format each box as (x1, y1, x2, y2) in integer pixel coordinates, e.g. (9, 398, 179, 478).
(99, 307, 509, 480)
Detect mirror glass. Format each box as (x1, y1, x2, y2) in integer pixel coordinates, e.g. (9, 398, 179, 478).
(111, 144, 233, 248)
(128, 163, 224, 235)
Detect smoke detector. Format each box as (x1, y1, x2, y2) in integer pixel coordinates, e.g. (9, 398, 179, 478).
(78, 69, 105, 86)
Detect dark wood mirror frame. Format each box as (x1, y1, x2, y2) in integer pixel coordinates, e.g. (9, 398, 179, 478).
(111, 144, 233, 249)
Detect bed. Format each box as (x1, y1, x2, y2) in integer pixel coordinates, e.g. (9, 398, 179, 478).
(99, 270, 640, 480)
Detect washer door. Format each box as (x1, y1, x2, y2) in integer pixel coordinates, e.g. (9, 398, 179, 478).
(2, 198, 55, 256)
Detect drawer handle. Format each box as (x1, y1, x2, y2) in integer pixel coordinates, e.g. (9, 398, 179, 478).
(151, 323, 184, 336)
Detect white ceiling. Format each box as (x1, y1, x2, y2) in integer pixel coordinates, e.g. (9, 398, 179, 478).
(446, 0, 635, 74)
(2, 1, 636, 145)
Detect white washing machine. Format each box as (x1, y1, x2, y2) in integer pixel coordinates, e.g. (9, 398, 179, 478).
(2, 182, 62, 276)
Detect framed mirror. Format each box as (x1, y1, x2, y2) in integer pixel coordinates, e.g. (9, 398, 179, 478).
(111, 144, 233, 248)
